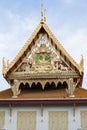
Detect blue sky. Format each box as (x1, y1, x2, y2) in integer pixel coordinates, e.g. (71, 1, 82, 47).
(0, 0, 87, 91)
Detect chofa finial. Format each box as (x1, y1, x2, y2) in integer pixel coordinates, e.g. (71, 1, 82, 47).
(80, 55, 84, 67)
(2, 57, 6, 75)
(79, 55, 84, 73)
(41, 4, 46, 23)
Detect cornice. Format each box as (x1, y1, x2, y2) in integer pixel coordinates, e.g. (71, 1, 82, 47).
(0, 98, 87, 105)
(8, 71, 80, 80)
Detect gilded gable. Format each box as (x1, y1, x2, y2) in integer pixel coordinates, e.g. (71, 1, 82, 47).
(15, 35, 72, 74)
(2, 21, 84, 97)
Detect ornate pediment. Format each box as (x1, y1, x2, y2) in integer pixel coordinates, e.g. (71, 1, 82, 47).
(2, 15, 84, 98)
(16, 35, 71, 73)
(3, 22, 83, 81)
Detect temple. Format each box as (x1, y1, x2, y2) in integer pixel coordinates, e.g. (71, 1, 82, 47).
(0, 11, 87, 130)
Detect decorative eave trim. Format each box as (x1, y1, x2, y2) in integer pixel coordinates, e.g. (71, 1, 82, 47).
(0, 98, 87, 105)
(8, 72, 80, 80)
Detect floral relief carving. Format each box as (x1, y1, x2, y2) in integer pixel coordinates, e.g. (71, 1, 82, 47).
(16, 36, 70, 74)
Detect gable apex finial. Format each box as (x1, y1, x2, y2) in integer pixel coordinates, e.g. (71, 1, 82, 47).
(41, 4, 46, 23)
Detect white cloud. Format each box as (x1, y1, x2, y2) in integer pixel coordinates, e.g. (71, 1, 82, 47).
(0, 10, 39, 91)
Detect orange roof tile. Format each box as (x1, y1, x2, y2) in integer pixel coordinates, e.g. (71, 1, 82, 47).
(74, 88, 87, 98)
(0, 88, 68, 99)
(0, 89, 13, 98)
(0, 88, 87, 99)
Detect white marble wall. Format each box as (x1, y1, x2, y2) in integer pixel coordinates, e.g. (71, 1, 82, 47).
(0, 105, 87, 130)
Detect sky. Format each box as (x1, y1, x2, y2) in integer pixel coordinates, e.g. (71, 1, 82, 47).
(0, 0, 87, 91)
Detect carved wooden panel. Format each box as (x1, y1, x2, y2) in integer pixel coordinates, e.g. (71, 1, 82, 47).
(48, 111, 68, 130)
(17, 111, 36, 130)
(15, 35, 72, 74)
(81, 111, 87, 129)
(0, 111, 5, 129)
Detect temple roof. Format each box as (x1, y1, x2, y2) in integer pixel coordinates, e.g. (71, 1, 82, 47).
(1, 14, 85, 100)
(3, 22, 84, 79)
(0, 88, 87, 105)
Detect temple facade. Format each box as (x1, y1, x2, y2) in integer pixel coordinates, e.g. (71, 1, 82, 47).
(0, 13, 87, 130)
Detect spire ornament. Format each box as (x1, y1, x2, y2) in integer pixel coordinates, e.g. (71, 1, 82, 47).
(2, 57, 6, 75)
(79, 55, 84, 73)
(41, 4, 46, 23)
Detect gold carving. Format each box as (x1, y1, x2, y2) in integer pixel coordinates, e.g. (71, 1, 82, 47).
(16, 37, 70, 74)
(2, 21, 83, 95)
(80, 55, 84, 73)
(3, 21, 83, 86)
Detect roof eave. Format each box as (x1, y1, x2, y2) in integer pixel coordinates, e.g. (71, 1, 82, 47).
(0, 98, 87, 105)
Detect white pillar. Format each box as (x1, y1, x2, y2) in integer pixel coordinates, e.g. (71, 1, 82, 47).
(69, 78, 74, 97)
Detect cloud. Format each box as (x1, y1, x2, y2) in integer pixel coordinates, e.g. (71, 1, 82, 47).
(62, 0, 74, 4)
(63, 28, 87, 56)
(58, 27, 87, 89)
(0, 10, 39, 57)
(54, 25, 87, 62)
(0, 9, 39, 91)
